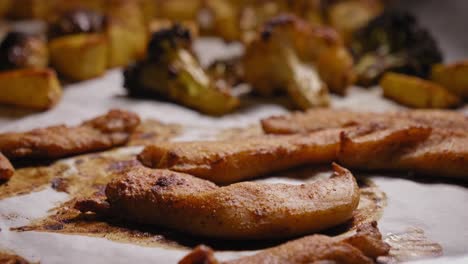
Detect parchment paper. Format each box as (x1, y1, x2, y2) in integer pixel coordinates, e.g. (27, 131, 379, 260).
(1, 1, 468, 263)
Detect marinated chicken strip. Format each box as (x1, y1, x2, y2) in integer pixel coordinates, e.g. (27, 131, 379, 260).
(261, 109, 468, 134)
(262, 109, 468, 179)
(0, 109, 140, 160)
(76, 164, 360, 240)
(138, 130, 341, 184)
(340, 129, 468, 179)
(0, 152, 14, 181)
(138, 124, 430, 184)
(179, 222, 390, 264)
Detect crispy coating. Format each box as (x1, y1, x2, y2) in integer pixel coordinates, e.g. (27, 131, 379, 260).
(139, 130, 342, 184)
(76, 164, 360, 240)
(262, 109, 468, 179)
(0, 152, 14, 181)
(0, 109, 140, 160)
(179, 222, 390, 264)
(138, 123, 429, 184)
(261, 108, 468, 134)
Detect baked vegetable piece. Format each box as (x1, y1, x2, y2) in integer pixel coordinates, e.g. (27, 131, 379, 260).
(124, 24, 240, 116)
(352, 10, 443, 86)
(76, 164, 360, 240)
(179, 222, 390, 264)
(48, 9, 108, 81)
(380, 72, 461, 108)
(8, 0, 53, 19)
(0, 32, 62, 110)
(105, 0, 147, 67)
(326, 0, 384, 43)
(243, 15, 354, 109)
(0, 0, 10, 17)
(0, 109, 140, 160)
(0, 69, 62, 110)
(0, 152, 14, 181)
(431, 61, 468, 100)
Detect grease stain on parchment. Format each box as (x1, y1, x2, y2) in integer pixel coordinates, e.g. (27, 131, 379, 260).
(0, 119, 180, 201)
(379, 227, 443, 263)
(13, 158, 388, 251)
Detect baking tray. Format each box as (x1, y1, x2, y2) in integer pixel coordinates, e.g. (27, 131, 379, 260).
(0, 1, 467, 263)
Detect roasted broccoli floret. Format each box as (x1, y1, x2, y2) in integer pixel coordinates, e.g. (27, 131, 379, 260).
(351, 10, 443, 86)
(243, 14, 355, 109)
(124, 24, 240, 116)
(0, 32, 48, 71)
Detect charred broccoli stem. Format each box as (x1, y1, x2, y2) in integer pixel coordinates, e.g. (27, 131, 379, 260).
(124, 24, 240, 116)
(351, 10, 443, 86)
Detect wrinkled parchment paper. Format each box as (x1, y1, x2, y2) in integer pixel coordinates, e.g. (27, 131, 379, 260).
(1, 1, 468, 263)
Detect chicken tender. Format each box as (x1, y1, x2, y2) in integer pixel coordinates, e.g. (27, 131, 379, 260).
(262, 109, 468, 179)
(138, 130, 341, 184)
(261, 109, 468, 134)
(0, 109, 140, 160)
(138, 123, 429, 184)
(0, 152, 14, 181)
(76, 164, 360, 240)
(179, 222, 390, 264)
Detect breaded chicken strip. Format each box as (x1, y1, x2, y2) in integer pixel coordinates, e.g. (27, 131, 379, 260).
(262, 109, 468, 179)
(0, 109, 140, 161)
(179, 222, 390, 264)
(138, 124, 430, 184)
(0, 152, 14, 181)
(76, 164, 360, 240)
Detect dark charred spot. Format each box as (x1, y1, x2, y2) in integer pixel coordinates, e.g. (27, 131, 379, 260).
(153, 175, 186, 190)
(44, 222, 64, 231)
(51, 177, 69, 192)
(147, 23, 191, 61)
(49, 9, 107, 39)
(261, 15, 295, 41)
(167, 64, 179, 79)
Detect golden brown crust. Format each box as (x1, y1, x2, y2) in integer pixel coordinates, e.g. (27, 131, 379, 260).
(0, 251, 32, 264)
(262, 109, 468, 179)
(138, 130, 341, 184)
(139, 122, 431, 184)
(179, 222, 389, 264)
(77, 164, 360, 240)
(261, 109, 468, 134)
(0, 109, 140, 160)
(0, 152, 14, 181)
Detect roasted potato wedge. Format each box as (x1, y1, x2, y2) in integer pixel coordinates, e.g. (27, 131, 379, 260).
(328, 0, 383, 43)
(0, 0, 10, 17)
(0, 68, 62, 110)
(155, 0, 202, 21)
(381, 72, 461, 109)
(105, 0, 147, 67)
(8, 0, 54, 19)
(431, 61, 468, 100)
(49, 33, 108, 81)
(53, 0, 104, 15)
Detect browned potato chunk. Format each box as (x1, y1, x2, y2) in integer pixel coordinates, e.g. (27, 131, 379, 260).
(381, 72, 461, 109)
(0, 0, 11, 17)
(105, 0, 147, 67)
(431, 61, 468, 100)
(0, 68, 62, 110)
(49, 33, 108, 81)
(8, 0, 54, 19)
(156, 0, 202, 21)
